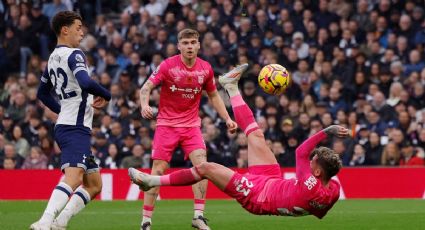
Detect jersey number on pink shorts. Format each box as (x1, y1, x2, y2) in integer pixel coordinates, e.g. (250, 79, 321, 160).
(235, 176, 254, 196)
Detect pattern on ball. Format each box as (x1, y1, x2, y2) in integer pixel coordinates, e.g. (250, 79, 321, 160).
(258, 64, 291, 95)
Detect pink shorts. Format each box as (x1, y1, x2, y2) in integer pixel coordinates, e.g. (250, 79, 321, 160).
(224, 164, 281, 215)
(152, 126, 206, 162)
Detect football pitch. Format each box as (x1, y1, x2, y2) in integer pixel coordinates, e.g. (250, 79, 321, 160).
(1, 200, 424, 229)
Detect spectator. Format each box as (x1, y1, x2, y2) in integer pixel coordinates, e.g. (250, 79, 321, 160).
(1, 26, 20, 74)
(381, 142, 400, 166)
(236, 147, 248, 168)
(399, 141, 424, 166)
(365, 132, 383, 165)
(271, 140, 289, 167)
(21, 146, 48, 169)
(349, 144, 367, 166)
(2, 157, 17, 169)
(328, 87, 348, 118)
(0, 113, 15, 141)
(29, 4, 50, 60)
(366, 110, 387, 136)
(404, 50, 425, 76)
(42, 0, 68, 22)
(120, 144, 146, 168)
(11, 125, 30, 158)
(1, 143, 24, 169)
(6, 91, 27, 122)
(314, 0, 339, 29)
(47, 142, 61, 169)
(372, 91, 397, 122)
(291, 32, 309, 59)
(93, 132, 109, 163)
(103, 143, 121, 169)
(121, 134, 137, 158)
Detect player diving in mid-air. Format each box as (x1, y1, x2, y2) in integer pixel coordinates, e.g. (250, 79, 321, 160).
(31, 11, 111, 230)
(130, 64, 349, 219)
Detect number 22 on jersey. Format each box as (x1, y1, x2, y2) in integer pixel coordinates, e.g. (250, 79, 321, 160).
(236, 176, 254, 196)
(50, 67, 77, 100)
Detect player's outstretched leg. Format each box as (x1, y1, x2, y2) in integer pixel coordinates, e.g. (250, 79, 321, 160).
(129, 163, 234, 230)
(219, 64, 277, 166)
(129, 167, 202, 188)
(219, 64, 259, 136)
(129, 163, 234, 191)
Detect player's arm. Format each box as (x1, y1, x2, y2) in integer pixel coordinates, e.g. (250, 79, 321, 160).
(207, 89, 238, 133)
(37, 66, 61, 114)
(205, 65, 237, 133)
(75, 71, 111, 100)
(69, 50, 111, 101)
(296, 125, 349, 178)
(139, 80, 156, 119)
(140, 63, 165, 119)
(206, 90, 230, 120)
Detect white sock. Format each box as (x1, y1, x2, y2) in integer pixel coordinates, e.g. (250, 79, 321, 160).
(39, 182, 73, 225)
(148, 175, 160, 186)
(224, 84, 240, 97)
(142, 217, 152, 225)
(194, 210, 204, 218)
(55, 187, 91, 227)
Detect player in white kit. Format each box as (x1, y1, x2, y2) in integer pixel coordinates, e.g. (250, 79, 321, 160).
(30, 11, 111, 230)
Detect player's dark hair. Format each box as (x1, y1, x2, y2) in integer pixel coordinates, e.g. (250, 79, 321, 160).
(178, 28, 200, 41)
(51, 11, 82, 36)
(311, 147, 342, 181)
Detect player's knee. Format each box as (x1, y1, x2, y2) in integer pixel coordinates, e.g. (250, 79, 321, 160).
(190, 150, 207, 165)
(92, 180, 102, 195)
(152, 161, 168, 175)
(65, 178, 83, 190)
(195, 162, 215, 177)
(251, 130, 265, 139)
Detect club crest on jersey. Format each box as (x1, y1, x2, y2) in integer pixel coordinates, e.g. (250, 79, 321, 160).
(186, 76, 193, 84)
(198, 76, 204, 84)
(75, 53, 84, 63)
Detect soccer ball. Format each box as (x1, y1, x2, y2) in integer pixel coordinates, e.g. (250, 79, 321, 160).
(258, 64, 291, 95)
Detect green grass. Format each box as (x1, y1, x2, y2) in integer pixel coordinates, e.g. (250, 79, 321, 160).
(1, 200, 424, 229)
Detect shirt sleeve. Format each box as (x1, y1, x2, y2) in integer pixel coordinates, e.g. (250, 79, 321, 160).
(203, 64, 217, 93)
(295, 130, 328, 179)
(68, 49, 111, 101)
(37, 66, 61, 114)
(148, 61, 167, 86)
(68, 49, 88, 76)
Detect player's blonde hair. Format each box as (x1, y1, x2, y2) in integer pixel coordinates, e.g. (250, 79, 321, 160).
(178, 29, 200, 41)
(311, 147, 342, 181)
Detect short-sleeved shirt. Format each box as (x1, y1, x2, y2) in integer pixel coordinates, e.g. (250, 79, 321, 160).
(149, 55, 216, 127)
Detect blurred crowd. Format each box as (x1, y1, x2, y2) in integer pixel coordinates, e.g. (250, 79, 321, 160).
(0, 0, 424, 170)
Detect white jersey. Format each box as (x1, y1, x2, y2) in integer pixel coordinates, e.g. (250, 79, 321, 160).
(44, 45, 94, 129)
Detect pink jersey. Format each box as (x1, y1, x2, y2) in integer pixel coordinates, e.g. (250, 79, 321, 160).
(148, 55, 216, 127)
(225, 131, 340, 219)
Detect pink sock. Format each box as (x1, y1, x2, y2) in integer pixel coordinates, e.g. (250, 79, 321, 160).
(160, 168, 201, 186)
(143, 205, 154, 218)
(194, 199, 205, 215)
(230, 95, 259, 136)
